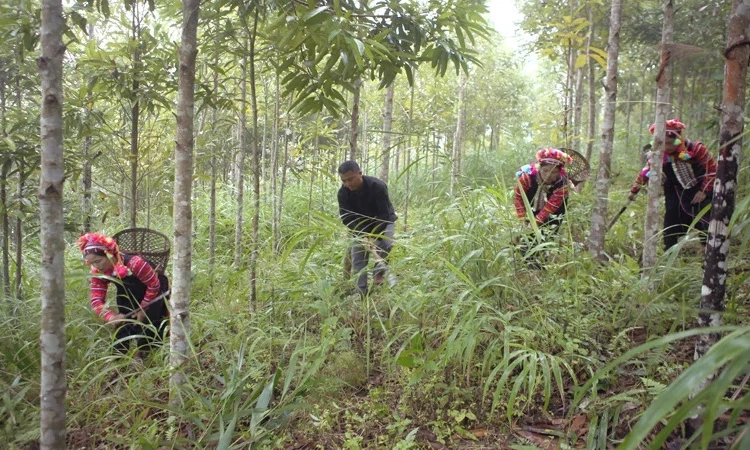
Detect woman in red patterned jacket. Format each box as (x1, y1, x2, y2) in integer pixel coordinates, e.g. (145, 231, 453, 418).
(514, 148, 573, 229)
(78, 232, 169, 356)
(628, 119, 717, 250)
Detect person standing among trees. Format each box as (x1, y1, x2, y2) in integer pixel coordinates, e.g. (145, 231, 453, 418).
(337, 160, 397, 295)
(514, 148, 573, 230)
(78, 232, 170, 358)
(628, 119, 717, 250)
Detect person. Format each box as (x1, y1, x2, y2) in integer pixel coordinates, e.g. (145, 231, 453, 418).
(78, 232, 169, 356)
(628, 119, 716, 250)
(337, 160, 397, 295)
(514, 148, 573, 229)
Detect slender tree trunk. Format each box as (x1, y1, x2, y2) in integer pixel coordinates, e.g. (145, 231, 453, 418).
(82, 132, 92, 232)
(248, 9, 260, 309)
(584, 4, 597, 162)
(170, 0, 199, 402)
(234, 38, 248, 268)
(624, 80, 632, 150)
(694, 0, 750, 372)
(209, 69, 218, 267)
(15, 161, 23, 299)
(573, 65, 584, 151)
(587, 0, 622, 260)
(38, 0, 67, 444)
(638, 69, 648, 155)
(271, 74, 280, 252)
(451, 73, 467, 195)
(404, 82, 415, 232)
(350, 78, 362, 161)
(277, 111, 290, 230)
(0, 65, 7, 301)
(380, 83, 395, 182)
(1, 160, 10, 298)
(130, 6, 141, 228)
(642, 0, 674, 270)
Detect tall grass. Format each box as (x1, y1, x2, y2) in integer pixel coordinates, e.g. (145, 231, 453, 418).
(2, 153, 749, 448)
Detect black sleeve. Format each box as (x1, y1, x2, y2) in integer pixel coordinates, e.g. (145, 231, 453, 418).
(338, 188, 356, 230)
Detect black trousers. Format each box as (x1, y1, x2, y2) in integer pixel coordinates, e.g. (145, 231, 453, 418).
(113, 274, 170, 354)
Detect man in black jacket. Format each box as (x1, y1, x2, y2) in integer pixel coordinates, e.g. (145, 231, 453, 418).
(337, 160, 397, 295)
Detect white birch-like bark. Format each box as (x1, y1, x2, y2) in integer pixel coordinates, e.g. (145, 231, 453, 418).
(248, 9, 260, 309)
(271, 74, 280, 252)
(587, 0, 622, 260)
(694, 0, 750, 361)
(170, 0, 199, 401)
(585, 7, 597, 163)
(451, 73, 467, 196)
(379, 83, 395, 182)
(642, 0, 674, 269)
(38, 0, 67, 445)
(233, 38, 247, 268)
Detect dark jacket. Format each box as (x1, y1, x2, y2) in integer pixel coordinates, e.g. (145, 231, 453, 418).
(338, 175, 397, 234)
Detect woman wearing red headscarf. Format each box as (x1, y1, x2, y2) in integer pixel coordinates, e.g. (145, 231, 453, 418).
(514, 148, 573, 228)
(628, 119, 717, 250)
(78, 232, 169, 355)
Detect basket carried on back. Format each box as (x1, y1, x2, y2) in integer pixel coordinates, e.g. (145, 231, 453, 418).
(113, 228, 170, 274)
(560, 148, 591, 185)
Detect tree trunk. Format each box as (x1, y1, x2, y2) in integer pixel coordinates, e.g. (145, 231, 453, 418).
(642, 0, 674, 270)
(380, 83, 395, 182)
(573, 65, 584, 151)
(624, 80, 632, 150)
(233, 38, 248, 268)
(248, 9, 260, 309)
(129, 7, 141, 229)
(38, 0, 67, 445)
(694, 0, 750, 371)
(15, 161, 23, 300)
(585, 7, 597, 163)
(170, 0, 199, 403)
(451, 74, 467, 195)
(209, 69, 218, 268)
(587, 0, 622, 260)
(277, 111, 290, 233)
(349, 78, 361, 160)
(271, 74, 281, 252)
(404, 82, 415, 232)
(1, 160, 10, 298)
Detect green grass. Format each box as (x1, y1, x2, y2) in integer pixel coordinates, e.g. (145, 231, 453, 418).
(2, 157, 750, 449)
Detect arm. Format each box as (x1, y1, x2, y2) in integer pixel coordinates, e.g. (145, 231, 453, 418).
(628, 167, 650, 200)
(127, 255, 161, 309)
(89, 276, 115, 322)
(692, 142, 717, 192)
(535, 183, 569, 225)
(338, 189, 358, 231)
(514, 173, 532, 220)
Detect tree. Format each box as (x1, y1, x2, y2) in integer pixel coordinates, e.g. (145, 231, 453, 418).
(642, 0, 674, 270)
(38, 0, 67, 446)
(693, 0, 750, 399)
(170, 0, 199, 401)
(587, 0, 622, 260)
(267, 0, 489, 116)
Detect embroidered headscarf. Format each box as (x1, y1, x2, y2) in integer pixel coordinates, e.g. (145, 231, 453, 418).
(77, 233, 129, 278)
(536, 148, 572, 167)
(648, 119, 687, 135)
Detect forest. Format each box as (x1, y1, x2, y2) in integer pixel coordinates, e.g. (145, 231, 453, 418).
(3, 0, 750, 448)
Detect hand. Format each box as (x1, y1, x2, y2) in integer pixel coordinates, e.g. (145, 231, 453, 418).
(691, 190, 707, 204)
(135, 310, 146, 322)
(107, 313, 126, 328)
(627, 192, 636, 202)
